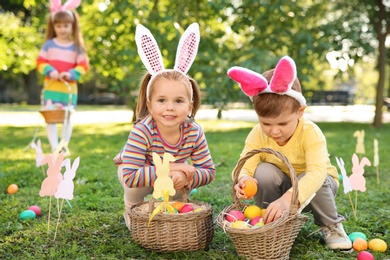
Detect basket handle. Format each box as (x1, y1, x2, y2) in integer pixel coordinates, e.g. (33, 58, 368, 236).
(148, 188, 189, 213)
(232, 148, 299, 214)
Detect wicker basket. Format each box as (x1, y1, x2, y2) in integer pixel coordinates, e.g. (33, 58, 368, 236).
(126, 190, 214, 253)
(216, 148, 309, 260)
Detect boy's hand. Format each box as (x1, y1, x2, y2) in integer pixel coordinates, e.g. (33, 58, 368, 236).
(49, 70, 59, 80)
(170, 162, 196, 181)
(263, 191, 292, 224)
(234, 176, 258, 200)
(59, 71, 71, 82)
(169, 171, 187, 190)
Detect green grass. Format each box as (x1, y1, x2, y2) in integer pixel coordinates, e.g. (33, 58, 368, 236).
(1, 120, 389, 259)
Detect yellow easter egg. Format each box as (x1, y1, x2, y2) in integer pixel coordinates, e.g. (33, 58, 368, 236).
(194, 208, 203, 212)
(244, 205, 262, 219)
(231, 220, 249, 229)
(368, 238, 387, 252)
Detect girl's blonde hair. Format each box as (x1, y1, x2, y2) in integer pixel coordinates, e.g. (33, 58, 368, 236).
(135, 70, 201, 123)
(45, 10, 86, 53)
(252, 69, 303, 117)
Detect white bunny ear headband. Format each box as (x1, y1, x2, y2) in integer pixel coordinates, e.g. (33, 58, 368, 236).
(50, 0, 81, 21)
(227, 56, 306, 106)
(135, 23, 200, 99)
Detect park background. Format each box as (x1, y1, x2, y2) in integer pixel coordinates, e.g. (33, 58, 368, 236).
(1, 1, 390, 260)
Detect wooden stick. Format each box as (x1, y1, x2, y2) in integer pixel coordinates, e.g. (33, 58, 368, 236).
(53, 199, 65, 242)
(376, 166, 379, 185)
(47, 196, 52, 233)
(348, 192, 357, 220)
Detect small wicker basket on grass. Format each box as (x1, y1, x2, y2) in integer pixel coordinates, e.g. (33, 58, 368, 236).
(126, 190, 214, 253)
(216, 148, 309, 260)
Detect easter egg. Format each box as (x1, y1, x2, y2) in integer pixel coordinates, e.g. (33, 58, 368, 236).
(349, 232, 367, 242)
(255, 221, 265, 228)
(368, 238, 387, 252)
(194, 207, 203, 212)
(353, 238, 368, 252)
(357, 251, 374, 260)
(20, 210, 36, 220)
(244, 205, 262, 219)
(7, 184, 19, 194)
(231, 220, 249, 229)
(179, 204, 194, 213)
(242, 179, 257, 198)
(190, 188, 198, 195)
(250, 216, 262, 226)
(225, 210, 245, 222)
(28, 205, 41, 217)
(171, 202, 185, 211)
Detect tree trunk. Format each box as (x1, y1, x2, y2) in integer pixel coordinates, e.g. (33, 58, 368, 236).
(24, 69, 41, 105)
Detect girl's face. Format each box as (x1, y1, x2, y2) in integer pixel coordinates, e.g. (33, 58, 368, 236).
(53, 22, 72, 41)
(258, 106, 305, 146)
(147, 78, 193, 131)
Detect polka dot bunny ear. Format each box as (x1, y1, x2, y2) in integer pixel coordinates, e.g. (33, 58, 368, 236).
(174, 23, 200, 75)
(227, 56, 306, 106)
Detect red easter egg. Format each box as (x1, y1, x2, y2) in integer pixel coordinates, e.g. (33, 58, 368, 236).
(179, 204, 194, 213)
(225, 210, 245, 222)
(28, 205, 41, 217)
(250, 216, 262, 226)
(357, 251, 374, 260)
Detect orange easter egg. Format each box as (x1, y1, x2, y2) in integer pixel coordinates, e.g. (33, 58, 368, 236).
(7, 184, 19, 194)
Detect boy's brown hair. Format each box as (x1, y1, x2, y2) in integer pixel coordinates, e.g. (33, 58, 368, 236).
(252, 69, 303, 118)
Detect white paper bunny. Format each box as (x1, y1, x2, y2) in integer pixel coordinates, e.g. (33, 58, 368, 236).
(335, 156, 352, 194)
(31, 139, 45, 167)
(349, 153, 371, 192)
(39, 153, 64, 197)
(152, 152, 176, 198)
(55, 156, 80, 200)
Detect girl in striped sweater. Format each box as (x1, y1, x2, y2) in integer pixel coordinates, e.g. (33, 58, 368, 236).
(114, 24, 215, 226)
(37, 0, 89, 155)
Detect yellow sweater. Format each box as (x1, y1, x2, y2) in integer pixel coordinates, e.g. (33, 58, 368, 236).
(234, 118, 338, 205)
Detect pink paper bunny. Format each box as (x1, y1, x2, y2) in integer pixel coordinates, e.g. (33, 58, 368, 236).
(349, 153, 371, 192)
(31, 139, 45, 167)
(55, 156, 79, 200)
(39, 153, 64, 197)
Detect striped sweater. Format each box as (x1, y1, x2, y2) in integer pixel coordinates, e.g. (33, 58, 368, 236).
(37, 38, 89, 106)
(116, 115, 215, 189)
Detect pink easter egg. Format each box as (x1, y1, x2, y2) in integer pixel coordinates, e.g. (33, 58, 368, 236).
(225, 210, 245, 222)
(179, 204, 194, 213)
(357, 251, 374, 260)
(28, 205, 41, 217)
(250, 216, 263, 226)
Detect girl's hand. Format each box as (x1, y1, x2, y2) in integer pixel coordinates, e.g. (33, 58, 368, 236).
(169, 171, 187, 190)
(49, 70, 59, 81)
(170, 162, 196, 181)
(59, 71, 71, 82)
(234, 176, 257, 200)
(263, 191, 292, 224)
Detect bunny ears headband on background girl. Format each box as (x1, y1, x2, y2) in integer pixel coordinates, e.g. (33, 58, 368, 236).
(135, 23, 200, 99)
(50, 0, 81, 21)
(227, 56, 307, 106)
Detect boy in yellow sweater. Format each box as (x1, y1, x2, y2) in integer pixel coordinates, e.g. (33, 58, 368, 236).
(228, 56, 352, 250)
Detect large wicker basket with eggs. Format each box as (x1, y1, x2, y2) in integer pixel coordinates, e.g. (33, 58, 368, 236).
(216, 148, 309, 260)
(126, 189, 214, 253)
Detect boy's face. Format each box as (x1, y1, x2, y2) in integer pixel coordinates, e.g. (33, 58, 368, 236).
(258, 106, 305, 146)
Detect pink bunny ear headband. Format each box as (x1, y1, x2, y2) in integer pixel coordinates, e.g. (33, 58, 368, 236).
(227, 56, 306, 106)
(135, 23, 200, 100)
(50, 0, 81, 21)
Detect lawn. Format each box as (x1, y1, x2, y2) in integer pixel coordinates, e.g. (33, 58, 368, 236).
(1, 119, 389, 259)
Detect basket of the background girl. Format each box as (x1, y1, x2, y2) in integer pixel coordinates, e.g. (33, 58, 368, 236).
(126, 188, 214, 252)
(39, 81, 73, 124)
(217, 148, 309, 260)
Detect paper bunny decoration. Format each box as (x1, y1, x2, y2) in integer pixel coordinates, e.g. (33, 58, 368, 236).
(349, 153, 371, 192)
(152, 152, 176, 198)
(227, 56, 306, 106)
(39, 153, 64, 197)
(135, 23, 200, 98)
(353, 130, 365, 154)
(31, 139, 45, 167)
(335, 156, 352, 194)
(55, 156, 79, 200)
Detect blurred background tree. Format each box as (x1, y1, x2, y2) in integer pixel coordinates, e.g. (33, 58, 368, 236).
(1, 0, 389, 126)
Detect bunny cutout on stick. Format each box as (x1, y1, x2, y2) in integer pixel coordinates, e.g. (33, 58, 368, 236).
(31, 139, 45, 167)
(152, 152, 176, 198)
(39, 153, 64, 197)
(227, 56, 306, 106)
(55, 156, 79, 200)
(349, 153, 371, 192)
(335, 156, 352, 194)
(135, 23, 200, 99)
(353, 130, 365, 154)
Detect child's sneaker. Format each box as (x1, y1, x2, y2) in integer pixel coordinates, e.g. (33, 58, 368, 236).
(321, 222, 352, 250)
